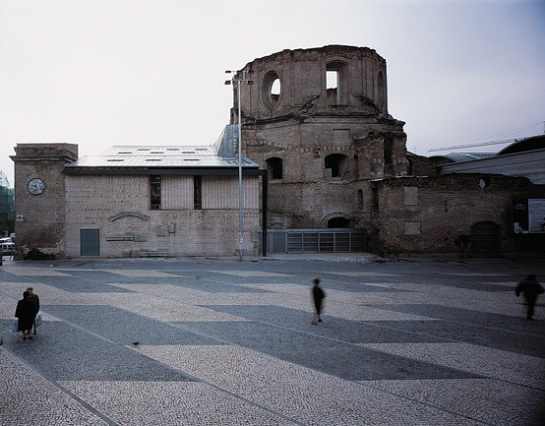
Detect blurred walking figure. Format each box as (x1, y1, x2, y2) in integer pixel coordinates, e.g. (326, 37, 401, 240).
(311, 278, 326, 325)
(15, 291, 36, 340)
(27, 287, 40, 335)
(516, 274, 544, 320)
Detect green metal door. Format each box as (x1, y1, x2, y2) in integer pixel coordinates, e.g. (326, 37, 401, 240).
(81, 229, 100, 256)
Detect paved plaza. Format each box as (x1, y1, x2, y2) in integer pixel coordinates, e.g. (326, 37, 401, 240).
(1, 255, 544, 425)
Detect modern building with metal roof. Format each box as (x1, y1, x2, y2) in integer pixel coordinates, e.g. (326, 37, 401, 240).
(12, 126, 266, 259)
(430, 135, 545, 184)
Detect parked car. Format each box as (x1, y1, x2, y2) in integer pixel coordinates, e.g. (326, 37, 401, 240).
(1, 242, 15, 256)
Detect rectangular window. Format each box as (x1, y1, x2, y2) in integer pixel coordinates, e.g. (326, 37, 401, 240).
(267, 158, 283, 180)
(326, 70, 338, 90)
(384, 139, 393, 165)
(194, 175, 202, 209)
(372, 187, 379, 212)
(327, 71, 339, 105)
(150, 175, 161, 210)
(326, 62, 346, 105)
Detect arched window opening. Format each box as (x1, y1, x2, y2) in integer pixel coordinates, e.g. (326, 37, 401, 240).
(326, 62, 347, 105)
(271, 78, 281, 104)
(262, 70, 281, 109)
(384, 139, 393, 165)
(328, 217, 350, 228)
(266, 157, 283, 180)
(325, 154, 347, 178)
(407, 158, 413, 176)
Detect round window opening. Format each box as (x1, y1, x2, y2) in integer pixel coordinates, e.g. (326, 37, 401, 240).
(262, 71, 281, 109)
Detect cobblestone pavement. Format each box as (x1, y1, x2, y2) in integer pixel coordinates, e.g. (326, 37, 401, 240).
(1, 255, 544, 425)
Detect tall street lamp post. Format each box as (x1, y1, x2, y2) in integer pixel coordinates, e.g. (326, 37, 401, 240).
(225, 70, 253, 261)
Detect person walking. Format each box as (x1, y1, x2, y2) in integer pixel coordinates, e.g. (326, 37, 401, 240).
(311, 278, 326, 325)
(15, 291, 36, 340)
(516, 274, 544, 320)
(26, 287, 40, 335)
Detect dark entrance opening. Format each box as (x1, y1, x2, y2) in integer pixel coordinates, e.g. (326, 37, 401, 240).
(470, 221, 501, 257)
(328, 217, 350, 228)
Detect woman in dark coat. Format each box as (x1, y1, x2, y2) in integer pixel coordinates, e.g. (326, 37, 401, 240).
(15, 291, 36, 340)
(311, 278, 326, 325)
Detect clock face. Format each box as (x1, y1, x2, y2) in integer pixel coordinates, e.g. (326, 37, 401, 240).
(28, 178, 45, 195)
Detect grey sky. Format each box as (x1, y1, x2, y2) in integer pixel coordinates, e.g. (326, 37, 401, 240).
(1, 0, 544, 187)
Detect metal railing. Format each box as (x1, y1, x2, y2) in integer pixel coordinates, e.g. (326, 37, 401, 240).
(266, 228, 367, 254)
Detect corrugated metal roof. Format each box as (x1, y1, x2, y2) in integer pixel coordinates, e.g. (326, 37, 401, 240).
(65, 144, 259, 169)
(429, 152, 496, 166)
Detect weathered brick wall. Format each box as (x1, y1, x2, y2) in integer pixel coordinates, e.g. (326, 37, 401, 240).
(244, 120, 406, 229)
(406, 153, 439, 177)
(65, 174, 260, 258)
(246, 120, 406, 180)
(266, 179, 365, 229)
(371, 174, 545, 256)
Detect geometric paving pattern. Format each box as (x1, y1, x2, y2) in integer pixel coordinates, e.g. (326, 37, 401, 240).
(1, 256, 544, 425)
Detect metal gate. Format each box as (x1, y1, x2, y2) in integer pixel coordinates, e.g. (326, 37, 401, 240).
(266, 228, 366, 254)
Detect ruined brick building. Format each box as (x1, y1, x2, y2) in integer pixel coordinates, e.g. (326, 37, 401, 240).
(233, 45, 407, 230)
(231, 45, 545, 257)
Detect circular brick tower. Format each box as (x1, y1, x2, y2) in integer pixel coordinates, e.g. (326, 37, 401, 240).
(229, 45, 407, 230)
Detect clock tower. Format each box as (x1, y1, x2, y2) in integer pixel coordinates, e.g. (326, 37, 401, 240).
(11, 143, 78, 259)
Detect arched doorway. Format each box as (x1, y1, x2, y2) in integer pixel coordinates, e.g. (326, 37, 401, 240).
(470, 221, 501, 257)
(266, 157, 283, 180)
